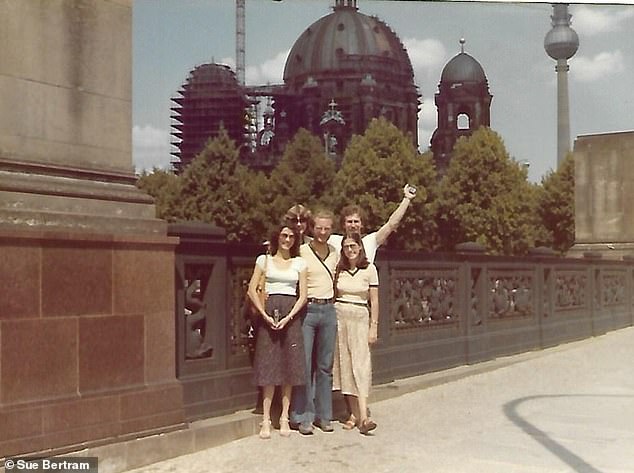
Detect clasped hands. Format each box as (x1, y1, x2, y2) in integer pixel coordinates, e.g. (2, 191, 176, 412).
(262, 312, 292, 330)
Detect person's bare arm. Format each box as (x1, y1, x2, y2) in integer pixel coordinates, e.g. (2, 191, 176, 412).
(368, 287, 379, 344)
(247, 261, 276, 327)
(374, 184, 416, 246)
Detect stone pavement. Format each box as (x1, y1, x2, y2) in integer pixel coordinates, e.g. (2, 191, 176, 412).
(126, 327, 634, 473)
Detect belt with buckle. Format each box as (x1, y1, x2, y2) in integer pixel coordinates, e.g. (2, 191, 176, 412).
(335, 299, 368, 308)
(307, 297, 334, 305)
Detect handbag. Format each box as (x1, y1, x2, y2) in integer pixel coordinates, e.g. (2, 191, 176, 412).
(244, 254, 268, 324)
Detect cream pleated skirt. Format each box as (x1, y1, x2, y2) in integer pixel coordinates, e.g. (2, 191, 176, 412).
(333, 302, 372, 398)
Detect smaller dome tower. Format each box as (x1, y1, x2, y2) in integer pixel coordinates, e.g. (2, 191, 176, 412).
(430, 39, 492, 175)
(171, 64, 249, 172)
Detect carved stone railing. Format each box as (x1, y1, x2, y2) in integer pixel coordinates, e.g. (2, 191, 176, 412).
(168, 224, 634, 420)
(389, 268, 459, 330)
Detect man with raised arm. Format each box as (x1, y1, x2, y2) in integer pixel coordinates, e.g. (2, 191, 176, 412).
(329, 184, 417, 262)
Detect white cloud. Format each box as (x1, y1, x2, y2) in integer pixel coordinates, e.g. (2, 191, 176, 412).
(403, 37, 446, 83)
(418, 100, 438, 151)
(572, 6, 634, 36)
(246, 49, 289, 85)
(572, 50, 625, 83)
(419, 99, 437, 130)
(400, 38, 445, 152)
(220, 56, 235, 70)
(221, 50, 288, 85)
(132, 125, 173, 171)
(418, 125, 434, 152)
(404, 37, 444, 148)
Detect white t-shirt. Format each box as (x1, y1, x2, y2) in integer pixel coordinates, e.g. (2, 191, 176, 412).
(329, 232, 379, 263)
(256, 254, 306, 296)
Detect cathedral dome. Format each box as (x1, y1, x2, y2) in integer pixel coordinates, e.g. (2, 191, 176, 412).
(185, 63, 240, 93)
(274, 1, 419, 154)
(440, 52, 487, 84)
(170, 63, 247, 170)
(283, 2, 414, 84)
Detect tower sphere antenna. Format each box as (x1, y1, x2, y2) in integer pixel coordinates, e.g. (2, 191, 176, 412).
(544, 3, 579, 60)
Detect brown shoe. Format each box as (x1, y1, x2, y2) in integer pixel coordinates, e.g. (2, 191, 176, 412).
(359, 419, 377, 435)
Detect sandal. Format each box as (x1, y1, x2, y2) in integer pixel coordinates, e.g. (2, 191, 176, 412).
(259, 419, 272, 439)
(279, 417, 291, 437)
(358, 419, 377, 435)
(342, 414, 357, 431)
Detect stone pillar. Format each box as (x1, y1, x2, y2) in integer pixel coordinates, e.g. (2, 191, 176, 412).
(0, 0, 184, 458)
(568, 131, 634, 260)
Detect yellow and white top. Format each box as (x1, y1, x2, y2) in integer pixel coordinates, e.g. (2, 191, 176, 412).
(335, 264, 379, 305)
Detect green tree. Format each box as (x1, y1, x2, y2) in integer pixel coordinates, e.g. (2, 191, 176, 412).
(332, 117, 438, 251)
(535, 152, 575, 253)
(267, 128, 336, 217)
(136, 167, 181, 221)
(527, 181, 552, 250)
(176, 130, 270, 243)
(436, 127, 536, 255)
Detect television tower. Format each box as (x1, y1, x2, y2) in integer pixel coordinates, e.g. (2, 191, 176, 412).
(236, 0, 283, 85)
(235, 0, 245, 85)
(544, 4, 579, 167)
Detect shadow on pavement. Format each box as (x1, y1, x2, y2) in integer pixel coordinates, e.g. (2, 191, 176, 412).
(504, 394, 633, 473)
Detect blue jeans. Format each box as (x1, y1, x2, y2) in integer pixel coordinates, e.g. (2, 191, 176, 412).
(290, 302, 337, 425)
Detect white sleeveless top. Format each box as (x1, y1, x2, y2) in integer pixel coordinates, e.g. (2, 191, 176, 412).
(256, 254, 306, 296)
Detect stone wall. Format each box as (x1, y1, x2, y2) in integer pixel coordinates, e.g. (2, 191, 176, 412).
(0, 0, 184, 458)
(0, 0, 131, 171)
(570, 131, 634, 259)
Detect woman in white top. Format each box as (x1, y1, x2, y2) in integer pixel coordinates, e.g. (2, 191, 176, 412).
(248, 223, 307, 439)
(333, 233, 379, 435)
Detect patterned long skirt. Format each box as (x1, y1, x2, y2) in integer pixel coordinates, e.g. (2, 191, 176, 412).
(333, 302, 372, 398)
(253, 294, 306, 387)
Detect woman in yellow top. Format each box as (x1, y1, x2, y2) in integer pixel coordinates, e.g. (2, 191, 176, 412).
(332, 233, 379, 435)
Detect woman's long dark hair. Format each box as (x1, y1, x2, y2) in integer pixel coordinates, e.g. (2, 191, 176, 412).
(268, 223, 301, 258)
(334, 233, 369, 292)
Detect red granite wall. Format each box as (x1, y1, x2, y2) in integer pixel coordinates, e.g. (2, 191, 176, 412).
(0, 230, 184, 458)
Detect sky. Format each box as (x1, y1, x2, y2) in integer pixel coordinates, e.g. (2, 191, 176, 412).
(132, 0, 634, 182)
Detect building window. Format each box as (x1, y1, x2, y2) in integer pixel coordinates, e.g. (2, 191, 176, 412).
(457, 113, 470, 130)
